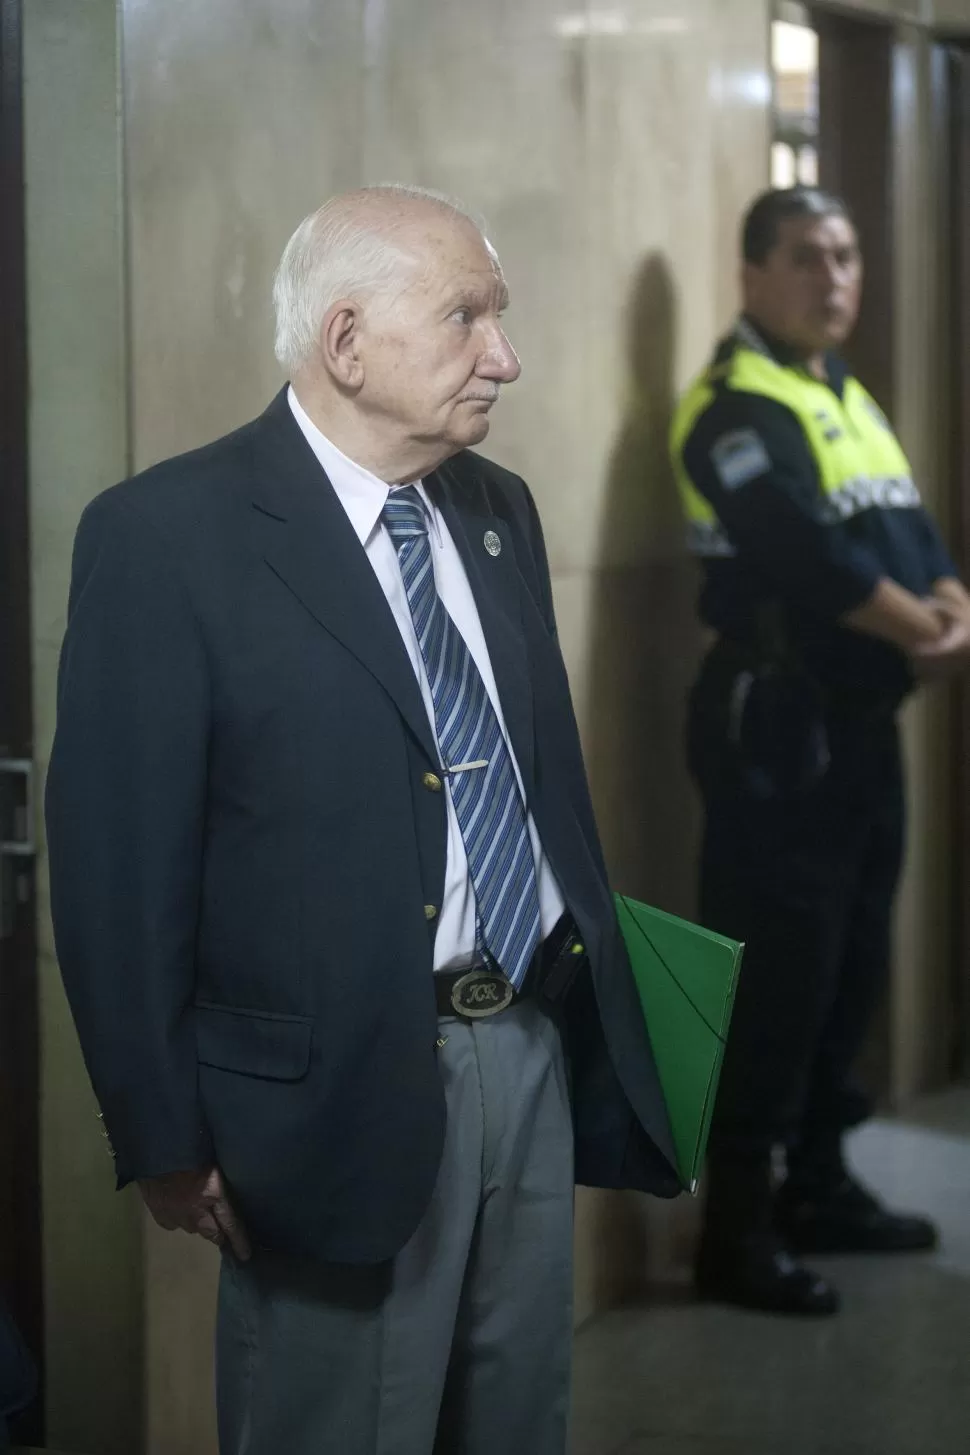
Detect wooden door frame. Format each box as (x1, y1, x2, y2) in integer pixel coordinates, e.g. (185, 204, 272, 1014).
(0, 0, 42, 1442)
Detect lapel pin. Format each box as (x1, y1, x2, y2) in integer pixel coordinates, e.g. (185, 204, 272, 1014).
(483, 530, 501, 557)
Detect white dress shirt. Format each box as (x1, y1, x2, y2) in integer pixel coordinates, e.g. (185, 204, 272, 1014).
(288, 387, 566, 971)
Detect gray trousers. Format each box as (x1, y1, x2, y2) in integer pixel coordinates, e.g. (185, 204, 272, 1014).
(216, 999, 575, 1455)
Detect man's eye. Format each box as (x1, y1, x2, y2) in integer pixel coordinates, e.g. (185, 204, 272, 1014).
(451, 307, 472, 325)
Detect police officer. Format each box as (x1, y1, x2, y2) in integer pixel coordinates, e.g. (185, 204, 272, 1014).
(671, 186, 970, 1316)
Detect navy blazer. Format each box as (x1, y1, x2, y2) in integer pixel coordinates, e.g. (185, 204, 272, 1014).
(46, 390, 679, 1263)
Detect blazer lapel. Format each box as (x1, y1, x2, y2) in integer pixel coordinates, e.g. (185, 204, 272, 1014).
(430, 460, 537, 797)
(247, 392, 438, 766)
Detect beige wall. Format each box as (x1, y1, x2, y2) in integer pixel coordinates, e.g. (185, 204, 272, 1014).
(23, 0, 970, 1450)
(23, 4, 141, 1453)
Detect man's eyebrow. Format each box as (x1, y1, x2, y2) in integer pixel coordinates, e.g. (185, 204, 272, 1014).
(793, 241, 856, 258)
(441, 286, 478, 308)
(441, 282, 510, 311)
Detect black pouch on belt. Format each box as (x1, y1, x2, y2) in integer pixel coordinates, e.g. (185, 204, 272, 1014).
(689, 603, 830, 801)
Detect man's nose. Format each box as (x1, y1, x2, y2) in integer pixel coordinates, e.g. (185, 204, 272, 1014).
(480, 327, 521, 384)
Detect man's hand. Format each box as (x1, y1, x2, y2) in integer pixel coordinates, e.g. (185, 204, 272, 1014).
(911, 597, 970, 678)
(139, 1167, 252, 1260)
(842, 578, 947, 653)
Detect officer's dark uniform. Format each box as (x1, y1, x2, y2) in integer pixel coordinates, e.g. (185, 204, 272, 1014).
(671, 318, 951, 1285)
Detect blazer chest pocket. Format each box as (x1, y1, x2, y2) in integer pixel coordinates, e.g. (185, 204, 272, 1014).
(195, 1002, 313, 1081)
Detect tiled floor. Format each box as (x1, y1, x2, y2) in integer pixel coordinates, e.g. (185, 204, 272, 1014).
(571, 1089, 970, 1455)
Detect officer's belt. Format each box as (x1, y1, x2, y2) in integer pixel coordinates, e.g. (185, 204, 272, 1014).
(713, 632, 903, 721)
(433, 913, 587, 1020)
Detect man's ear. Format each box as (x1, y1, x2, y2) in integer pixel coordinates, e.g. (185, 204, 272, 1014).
(320, 301, 364, 390)
(741, 259, 767, 312)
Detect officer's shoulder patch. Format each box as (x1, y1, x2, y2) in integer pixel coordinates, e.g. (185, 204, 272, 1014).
(709, 427, 771, 492)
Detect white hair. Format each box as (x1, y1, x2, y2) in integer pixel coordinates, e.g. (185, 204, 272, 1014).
(272, 184, 488, 372)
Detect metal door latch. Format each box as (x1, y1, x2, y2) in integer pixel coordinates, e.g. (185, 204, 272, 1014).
(0, 759, 36, 939)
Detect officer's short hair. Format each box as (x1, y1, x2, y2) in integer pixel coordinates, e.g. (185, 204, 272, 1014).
(742, 187, 854, 265)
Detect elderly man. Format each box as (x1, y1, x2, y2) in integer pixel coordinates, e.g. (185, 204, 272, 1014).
(46, 186, 678, 1454)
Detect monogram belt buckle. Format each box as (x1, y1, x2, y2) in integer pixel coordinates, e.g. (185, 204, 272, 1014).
(450, 968, 515, 1018)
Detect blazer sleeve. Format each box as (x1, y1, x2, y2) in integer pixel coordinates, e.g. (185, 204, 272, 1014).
(45, 490, 215, 1186)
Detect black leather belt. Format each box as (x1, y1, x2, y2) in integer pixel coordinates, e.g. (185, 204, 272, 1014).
(434, 914, 587, 1019)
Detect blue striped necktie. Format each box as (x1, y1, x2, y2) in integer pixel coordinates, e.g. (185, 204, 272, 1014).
(383, 487, 541, 986)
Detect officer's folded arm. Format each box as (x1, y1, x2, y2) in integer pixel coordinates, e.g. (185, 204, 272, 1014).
(835, 504, 970, 660)
(841, 578, 944, 654)
(697, 457, 935, 649)
(685, 403, 947, 657)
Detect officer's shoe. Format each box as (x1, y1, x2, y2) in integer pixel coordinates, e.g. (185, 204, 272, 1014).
(695, 1233, 840, 1317)
(776, 1174, 939, 1255)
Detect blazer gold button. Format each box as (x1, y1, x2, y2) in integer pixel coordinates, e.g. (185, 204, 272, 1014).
(422, 772, 443, 792)
(424, 904, 438, 921)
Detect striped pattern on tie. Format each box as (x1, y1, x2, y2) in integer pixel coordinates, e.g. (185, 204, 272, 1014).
(383, 487, 541, 987)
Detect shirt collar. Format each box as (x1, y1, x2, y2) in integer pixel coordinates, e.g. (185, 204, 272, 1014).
(735, 315, 848, 398)
(287, 385, 440, 546)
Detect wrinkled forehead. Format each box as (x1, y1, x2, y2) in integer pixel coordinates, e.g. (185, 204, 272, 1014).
(397, 214, 507, 301)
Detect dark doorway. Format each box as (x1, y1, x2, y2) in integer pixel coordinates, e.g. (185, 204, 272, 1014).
(0, 0, 42, 1443)
(801, 3, 897, 1099)
(940, 41, 970, 1079)
(814, 6, 895, 413)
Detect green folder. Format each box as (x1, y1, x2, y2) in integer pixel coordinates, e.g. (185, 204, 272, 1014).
(615, 892, 744, 1194)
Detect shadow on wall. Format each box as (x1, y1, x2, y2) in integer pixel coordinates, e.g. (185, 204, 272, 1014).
(577, 255, 708, 1303)
(585, 252, 704, 922)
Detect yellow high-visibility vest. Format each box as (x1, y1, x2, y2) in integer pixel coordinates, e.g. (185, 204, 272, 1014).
(670, 335, 918, 558)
